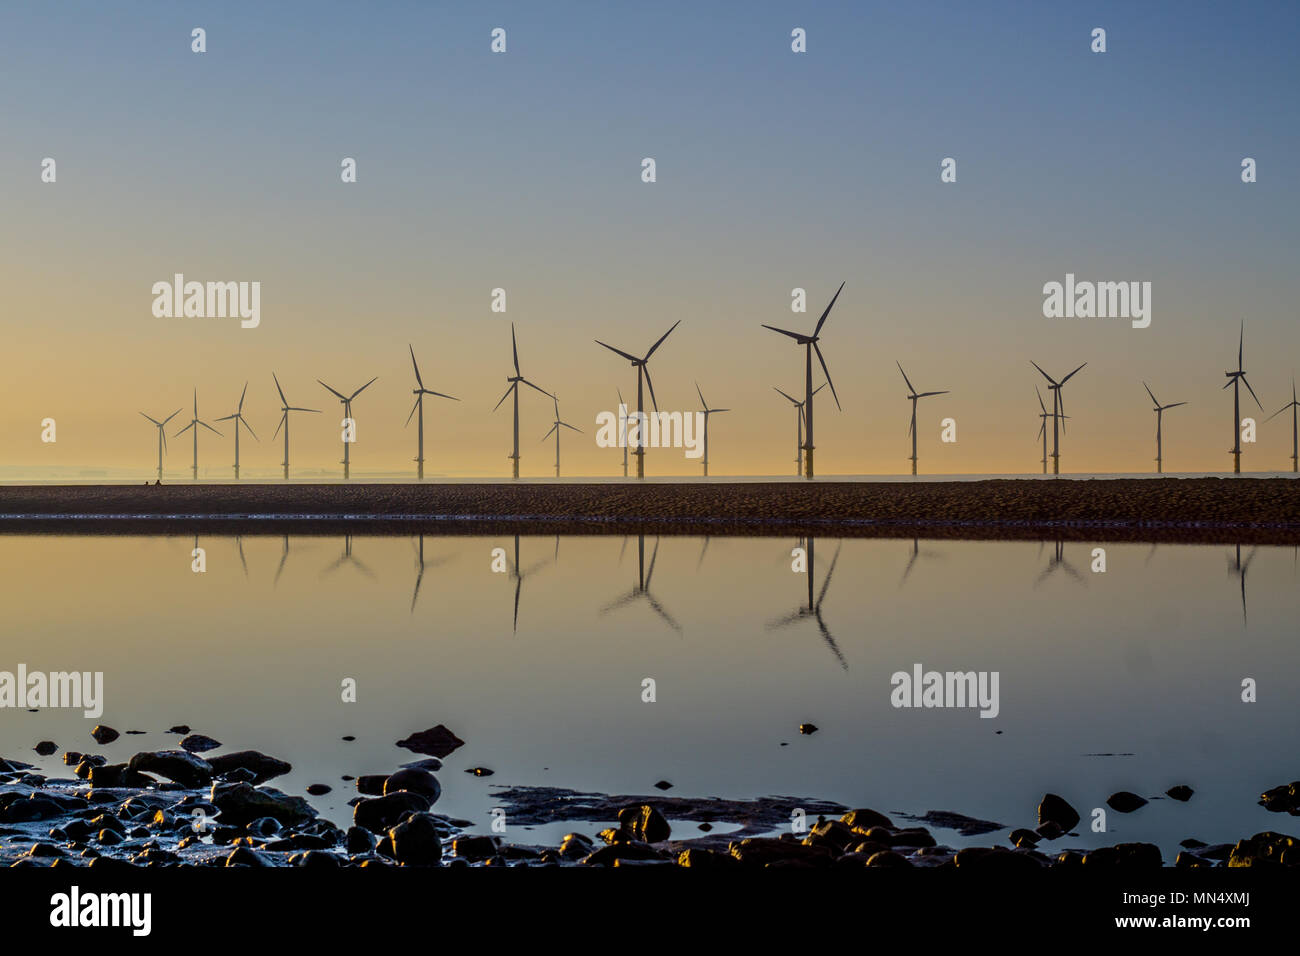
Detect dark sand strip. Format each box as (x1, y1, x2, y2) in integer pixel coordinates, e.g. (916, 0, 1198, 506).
(1, 478, 1299, 543)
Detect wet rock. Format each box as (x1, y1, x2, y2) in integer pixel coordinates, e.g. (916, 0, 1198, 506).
(353, 791, 431, 833)
(346, 826, 374, 854)
(1176, 851, 1211, 868)
(0, 796, 65, 823)
(465, 767, 493, 777)
(1083, 843, 1162, 867)
(96, 829, 123, 846)
(889, 827, 936, 848)
(166, 725, 191, 735)
(383, 768, 441, 803)
(583, 842, 667, 866)
(803, 819, 857, 852)
(1034, 821, 1064, 841)
(841, 808, 894, 832)
(697, 822, 713, 832)
(954, 846, 1043, 870)
(209, 782, 315, 828)
(1106, 791, 1148, 813)
(1037, 793, 1080, 832)
(728, 837, 833, 868)
(1009, 828, 1040, 848)
(1228, 831, 1298, 867)
(558, 833, 594, 860)
(798, 723, 818, 735)
(389, 812, 443, 866)
(1258, 781, 1300, 814)
(398, 758, 442, 772)
(88, 764, 154, 788)
(901, 810, 1005, 837)
(293, 850, 340, 868)
(179, 734, 221, 754)
(654, 780, 673, 791)
(225, 846, 272, 867)
(866, 850, 912, 868)
(395, 724, 465, 759)
(1166, 785, 1193, 802)
(452, 835, 498, 862)
(62, 752, 82, 766)
(306, 784, 331, 796)
(356, 775, 388, 796)
(617, 804, 671, 843)
(90, 726, 120, 745)
(677, 847, 739, 867)
(207, 751, 291, 784)
(341, 735, 356, 742)
(127, 750, 213, 788)
(246, 817, 282, 837)
(33, 741, 57, 756)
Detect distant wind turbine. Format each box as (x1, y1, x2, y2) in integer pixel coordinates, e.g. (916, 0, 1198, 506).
(139, 408, 181, 480)
(541, 395, 582, 477)
(1031, 361, 1086, 475)
(1265, 378, 1300, 473)
(695, 382, 730, 477)
(763, 283, 844, 478)
(406, 345, 458, 480)
(596, 320, 681, 479)
(616, 388, 629, 477)
(271, 373, 320, 480)
(494, 323, 552, 479)
(897, 362, 949, 476)
(1224, 321, 1262, 474)
(1034, 387, 1069, 475)
(173, 390, 222, 480)
(1143, 382, 1187, 474)
(215, 382, 258, 480)
(318, 376, 378, 480)
(774, 384, 824, 476)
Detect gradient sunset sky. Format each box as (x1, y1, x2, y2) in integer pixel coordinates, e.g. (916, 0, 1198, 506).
(2, 1, 1297, 478)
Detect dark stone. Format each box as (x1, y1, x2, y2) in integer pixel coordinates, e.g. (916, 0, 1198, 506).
(1035, 821, 1064, 841)
(841, 808, 894, 832)
(62, 752, 83, 766)
(803, 819, 857, 852)
(676, 847, 739, 867)
(954, 846, 1043, 870)
(653, 780, 673, 791)
(207, 751, 291, 784)
(398, 758, 442, 772)
(1166, 785, 1193, 802)
(728, 838, 833, 867)
(127, 750, 213, 788)
(1009, 828, 1040, 848)
(383, 768, 441, 803)
(353, 791, 431, 833)
(179, 734, 222, 754)
(617, 804, 671, 843)
(209, 782, 315, 828)
(306, 784, 331, 796)
(1258, 782, 1300, 814)
(1037, 793, 1080, 832)
(451, 835, 498, 862)
(389, 812, 443, 865)
(798, 723, 818, 735)
(1083, 842, 1162, 867)
(225, 846, 272, 867)
(33, 741, 57, 756)
(166, 725, 191, 735)
(356, 775, 388, 795)
(583, 842, 667, 866)
(465, 767, 493, 777)
(889, 827, 936, 848)
(395, 724, 465, 759)
(1106, 791, 1149, 813)
(866, 850, 912, 868)
(90, 726, 120, 745)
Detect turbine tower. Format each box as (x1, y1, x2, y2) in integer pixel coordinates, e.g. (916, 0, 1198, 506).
(405, 345, 458, 480)
(763, 282, 844, 478)
(1143, 382, 1187, 474)
(318, 376, 378, 479)
(1224, 322, 1262, 474)
(1265, 378, 1300, 472)
(774, 384, 823, 476)
(139, 408, 181, 480)
(695, 382, 730, 477)
(1030, 361, 1086, 475)
(493, 323, 552, 479)
(596, 320, 681, 479)
(896, 362, 949, 476)
(272, 373, 320, 480)
(541, 395, 582, 477)
(173, 390, 222, 481)
(215, 382, 259, 480)
(617, 388, 629, 477)
(1035, 387, 1069, 475)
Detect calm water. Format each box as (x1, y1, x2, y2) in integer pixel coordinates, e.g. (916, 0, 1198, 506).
(1, 533, 1296, 855)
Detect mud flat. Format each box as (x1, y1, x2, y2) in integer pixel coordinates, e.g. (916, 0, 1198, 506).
(1, 478, 1299, 544)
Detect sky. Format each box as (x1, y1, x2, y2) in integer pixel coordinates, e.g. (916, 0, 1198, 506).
(2, 0, 1298, 478)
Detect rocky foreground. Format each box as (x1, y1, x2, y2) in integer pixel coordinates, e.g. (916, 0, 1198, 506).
(2, 478, 1299, 543)
(2, 727, 1298, 869)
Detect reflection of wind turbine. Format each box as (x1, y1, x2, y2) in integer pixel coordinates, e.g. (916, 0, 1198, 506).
(140, 408, 182, 480)
(1035, 540, 1085, 588)
(897, 362, 948, 476)
(596, 321, 680, 479)
(506, 534, 553, 632)
(695, 382, 730, 477)
(271, 373, 320, 481)
(318, 376, 378, 480)
(767, 538, 846, 669)
(322, 535, 374, 578)
(1224, 321, 1262, 474)
(1031, 362, 1085, 475)
(494, 324, 552, 479)
(174, 390, 222, 480)
(774, 384, 824, 476)
(1227, 544, 1257, 625)
(1265, 378, 1300, 473)
(899, 538, 944, 588)
(541, 395, 582, 477)
(1143, 382, 1187, 474)
(763, 283, 844, 478)
(215, 382, 258, 480)
(600, 535, 682, 632)
(410, 534, 455, 613)
(406, 345, 458, 480)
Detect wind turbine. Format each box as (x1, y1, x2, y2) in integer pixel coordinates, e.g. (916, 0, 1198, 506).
(897, 362, 949, 476)
(1143, 383, 1187, 474)
(215, 382, 259, 480)
(763, 283, 844, 478)
(774, 384, 824, 476)
(406, 345, 458, 480)
(173, 390, 222, 480)
(600, 534, 681, 632)
(767, 537, 846, 668)
(695, 382, 730, 477)
(139, 408, 181, 480)
(1034, 387, 1070, 475)
(318, 376, 378, 479)
(1224, 322, 1262, 474)
(1030, 361, 1086, 475)
(271, 373, 320, 480)
(617, 388, 629, 477)
(541, 395, 582, 477)
(1265, 378, 1300, 473)
(494, 323, 552, 479)
(595, 320, 681, 479)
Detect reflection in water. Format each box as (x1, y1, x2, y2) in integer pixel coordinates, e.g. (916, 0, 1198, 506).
(1227, 543, 1257, 625)
(507, 533, 553, 633)
(767, 537, 846, 670)
(1035, 540, 1085, 588)
(899, 537, 945, 588)
(600, 534, 681, 633)
(410, 535, 455, 613)
(322, 534, 374, 579)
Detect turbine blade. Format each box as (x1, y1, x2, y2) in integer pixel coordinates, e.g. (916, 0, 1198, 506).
(140, 412, 162, 426)
(272, 372, 288, 406)
(1266, 404, 1289, 422)
(560, 421, 582, 433)
(917, 390, 947, 398)
(175, 422, 195, 436)
(812, 281, 845, 336)
(512, 323, 520, 376)
(773, 386, 799, 405)
(1164, 402, 1187, 410)
(896, 361, 915, 395)
(273, 412, 286, 439)
(695, 380, 705, 409)
(423, 390, 459, 401)
(492, 383, 515, 412)
(318, 380, 346, 401)
(409, 344, 424, 389)
(814, 343, 841, 410)
(1143, 381, 1158, 407)
(762, 324, 804, 341)
(643, 365, 659, 412)
(238, 381, 248, 413)
(349, 376, 378, 400)
(1060, 362, 1086, 385)
(405, 396, 421, 427)
(1036, 386, 1047, 414)
(595, 340, 639, 362)
(1241, 375, 1263, 410)
(199, 421, 222, 436)
(1030, 361, 1057, 386)
(521, 378, 553, 399)
(541, 424, 557, 441)
(643, 320, 680, 360)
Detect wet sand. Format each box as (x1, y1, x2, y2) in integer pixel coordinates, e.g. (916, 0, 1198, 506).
(1, 478, 1299, 543)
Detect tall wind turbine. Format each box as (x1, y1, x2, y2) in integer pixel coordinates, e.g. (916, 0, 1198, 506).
(1224, 322, 1262, 474)
(494, 323, 552, 479)
(271, 373, 320, 480)
(1034, 388, 1070, 475)
(541, 395, 582, 477)
(774, 383, 824, 476)
(318, 376, 378, 479)
(1143, 382, 1187, 474)
(406, 345, 458, 480)
(1030, 361, 1086, 475)
(695, 382, 730, 477)
(763, 282, 844, 478)
(139, 408, 181, 480)
(897, 362, 949, 476)
(617, 388, 629, 477)
(595, 320, 681, 479)
(215, 382, 259, 480)
(173, 390, 222, 480)
(1266, 378, 1300, 472)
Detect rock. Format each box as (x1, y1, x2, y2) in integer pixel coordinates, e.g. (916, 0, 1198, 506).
(0, 796, 65, 823)
(398, 758, 442, 772)
(841, 808, 894, 831)
(954, 846, 1043, 870)
(1258, 781, 1300, 814)
(1106, 791, 1149, 813)
(88, 764, 154, 788)
(225, 846, 272, 867)
(207, 751, 291, 784)
(346, 826, 374, 854)
(356, 775, 388, 795)
(728, 838, 833, 868)
(90, 726, 119, 745)
(866, 850, 912, 868)
(452, 835, 498, 862)
(395, 724, 465, 759)
(465, 767, 494, 777)
(341, 735, 356, 742)
(1009, 828, 1040, 848)
(1037, 793, 1080, 832)
(1035, 821, 1064, 841)
(209, 782, 315, 828)
(677, 847, 739, 868)
(1083, 843, 1163, 867)
(62, 752, 83, 766)
(306, 784, 331, 796)
(1228, 831, 1298, 867)
(558, 833, 594, 860)
(127, 750, 213, 788)
(245, 817, 282, 837)
(798, 723, 818, 735)
(803, 819, 857, 852)
(33, 741, 57, 756)
(389, 812, 443, 865)
(654, 780, 673, 791)
(583, 842, 667, 866)
(1166, 785, 1193, 802)
(179, 734, 222, 754)
(384, 768, 441, 803)
(889, 827, 936, 848)
(166, 725, 191, 735)
(617, 804, 671, 843)
(353, 791, 431, 833)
